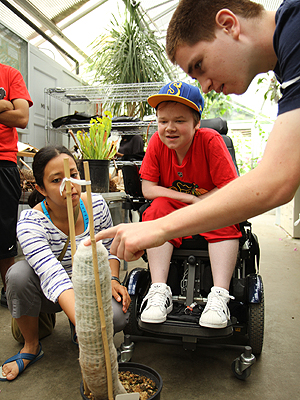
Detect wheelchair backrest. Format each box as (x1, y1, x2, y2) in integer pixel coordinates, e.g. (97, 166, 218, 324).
(122, 117, 239, 197)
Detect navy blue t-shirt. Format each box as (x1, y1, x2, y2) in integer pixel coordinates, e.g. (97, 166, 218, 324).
(273, 0, 300, 115)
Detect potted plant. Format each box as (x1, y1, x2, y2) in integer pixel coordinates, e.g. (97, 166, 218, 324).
(73, 111, 118, 193)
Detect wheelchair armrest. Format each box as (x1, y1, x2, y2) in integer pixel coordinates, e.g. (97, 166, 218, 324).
(121, 162, 144, 197)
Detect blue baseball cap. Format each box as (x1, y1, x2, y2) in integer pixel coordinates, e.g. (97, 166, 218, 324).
(147, 81, 204, 117)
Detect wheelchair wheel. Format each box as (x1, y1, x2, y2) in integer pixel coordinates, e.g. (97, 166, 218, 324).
(231, 360, 252, 381)
(247, 276, 264, 355)
(124, 293, 144, 336)
(123, 272, 150, 337)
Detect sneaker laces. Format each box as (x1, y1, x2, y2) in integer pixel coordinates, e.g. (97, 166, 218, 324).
(143, 285, 169, 308)
(205, 290, 234, 317)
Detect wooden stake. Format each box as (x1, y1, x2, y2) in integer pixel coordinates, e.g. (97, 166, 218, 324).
(63, 158, 76, 261)
(83, 161, 114, 400)
(64, 158, 91, 397)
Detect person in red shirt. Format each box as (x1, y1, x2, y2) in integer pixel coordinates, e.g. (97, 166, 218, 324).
(138, 81, 241, 328)
(0, 64, 33, 307)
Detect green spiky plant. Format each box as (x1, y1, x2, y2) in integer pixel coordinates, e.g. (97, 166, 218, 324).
(85, 0, 175, 118)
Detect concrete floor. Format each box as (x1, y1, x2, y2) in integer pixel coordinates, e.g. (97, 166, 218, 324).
(0, 212, 299, 400)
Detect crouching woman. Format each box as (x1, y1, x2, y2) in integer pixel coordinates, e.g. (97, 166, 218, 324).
(0, 145, 130, 381)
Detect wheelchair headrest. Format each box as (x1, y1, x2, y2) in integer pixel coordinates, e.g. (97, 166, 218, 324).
(200, 117, 228, 135)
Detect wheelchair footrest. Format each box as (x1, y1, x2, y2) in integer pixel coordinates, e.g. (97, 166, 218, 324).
(167, 303, 203, 323)
(138, 318, 233, 339)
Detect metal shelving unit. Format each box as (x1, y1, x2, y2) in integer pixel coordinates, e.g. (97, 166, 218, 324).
(44, 82, 162, 144)
(45, 82, 165, 104)
(58, 120, 156, 136)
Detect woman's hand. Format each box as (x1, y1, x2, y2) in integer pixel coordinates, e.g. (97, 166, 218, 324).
(111, 280, 131, 313)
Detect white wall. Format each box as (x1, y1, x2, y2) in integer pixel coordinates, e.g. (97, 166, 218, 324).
(18, 43, 86, 155)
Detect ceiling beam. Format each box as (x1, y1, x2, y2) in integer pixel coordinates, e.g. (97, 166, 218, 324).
(51, 0, 90, 25)
(12, 0, 90, 61)
(1, 0, 80, 73)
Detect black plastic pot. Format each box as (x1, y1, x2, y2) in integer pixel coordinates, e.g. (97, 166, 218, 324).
(79, 159, 110, 193)
(80, 362, 163, 399)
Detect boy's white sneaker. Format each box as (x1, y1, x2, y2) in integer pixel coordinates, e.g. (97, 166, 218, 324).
(140, 283, 173, 323)
(199, 286, 233, 329)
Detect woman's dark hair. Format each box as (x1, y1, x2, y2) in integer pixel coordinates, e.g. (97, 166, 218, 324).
(28, 145, 75, 208)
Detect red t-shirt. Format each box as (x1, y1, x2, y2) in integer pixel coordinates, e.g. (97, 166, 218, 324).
(0, 64, 33, 163)
(140, 128, 238, 195)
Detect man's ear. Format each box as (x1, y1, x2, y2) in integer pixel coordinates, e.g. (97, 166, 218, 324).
(35, 184, 46, 197)
(215, 9, 240, 38)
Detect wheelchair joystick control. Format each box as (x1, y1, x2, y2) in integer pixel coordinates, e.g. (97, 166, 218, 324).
(231, 346, 256, 380)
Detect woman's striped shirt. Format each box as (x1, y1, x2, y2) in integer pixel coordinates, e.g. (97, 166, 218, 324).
(17, 193, 119, 303)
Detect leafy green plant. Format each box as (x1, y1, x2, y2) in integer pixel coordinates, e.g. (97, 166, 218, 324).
(257, 72, 281, 104)
(76, 112, 118, 160)
(201, 90, 234, 119)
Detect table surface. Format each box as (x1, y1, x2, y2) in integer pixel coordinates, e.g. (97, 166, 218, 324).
(19, 190, 127, 205)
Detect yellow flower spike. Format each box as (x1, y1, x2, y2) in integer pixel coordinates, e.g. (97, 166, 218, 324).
(104, 110, 112, 119)
(76, 111, 116, 160)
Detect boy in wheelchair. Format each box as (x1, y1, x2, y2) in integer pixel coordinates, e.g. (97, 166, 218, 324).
(139, 81, 242, 329)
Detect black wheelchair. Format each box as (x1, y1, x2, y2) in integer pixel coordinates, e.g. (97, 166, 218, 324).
(118, 118, 264, 380)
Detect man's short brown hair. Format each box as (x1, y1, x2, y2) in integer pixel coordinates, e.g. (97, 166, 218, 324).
(166, 0, 264, 63)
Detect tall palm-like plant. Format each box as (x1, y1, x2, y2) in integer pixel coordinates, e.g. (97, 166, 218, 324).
(86, 0, 175, 118)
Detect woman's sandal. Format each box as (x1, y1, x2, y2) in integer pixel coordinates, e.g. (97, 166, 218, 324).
(0, 341, 44, 381)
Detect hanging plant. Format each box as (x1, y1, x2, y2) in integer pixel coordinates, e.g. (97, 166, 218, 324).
(84, 1, 175, 118)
